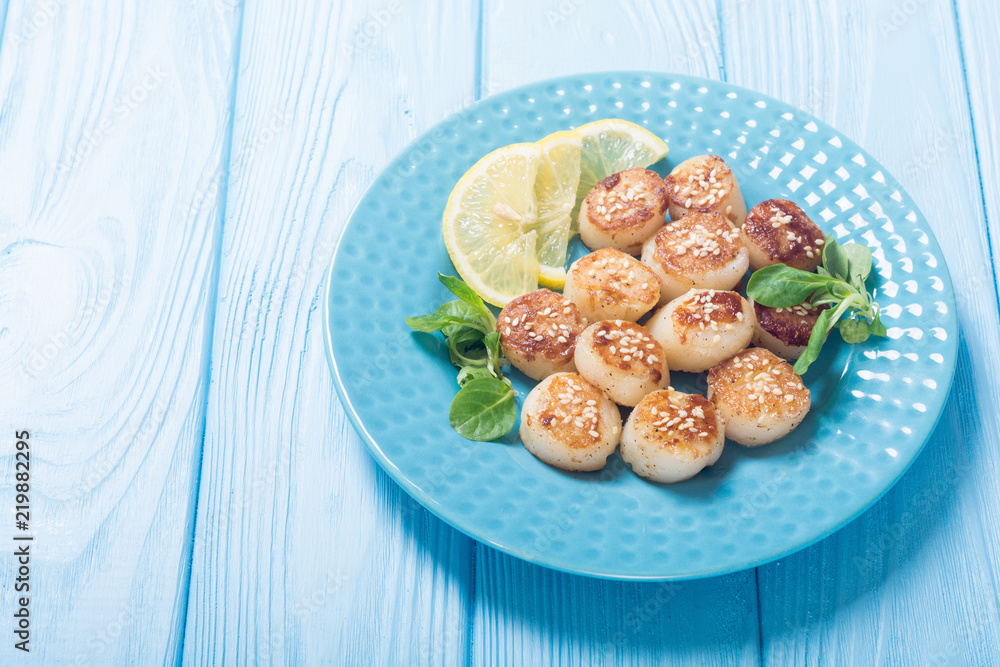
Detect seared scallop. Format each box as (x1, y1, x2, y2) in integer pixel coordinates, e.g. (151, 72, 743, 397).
(751, 299, 826, 360)
(578, 168, 669, 254)
(646, 289, 754, 372)
(519, 372, 622, 471)
(497, 289, 587, 381)
(621, 389, 725, 483)
(741, 199, 825, 271)
(664, 155, 747, 227)
(707, 348, 810, 446)
(640, 211, 749, 304)
(563, 247, 661, 322)
(574, 320, 670, 407)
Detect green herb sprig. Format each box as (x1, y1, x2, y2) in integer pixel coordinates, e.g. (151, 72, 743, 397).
(405, 274, 516, 441)
(747, 235, 886, 375)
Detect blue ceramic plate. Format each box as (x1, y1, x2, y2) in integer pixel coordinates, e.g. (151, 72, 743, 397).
(323, 72, 957, 580)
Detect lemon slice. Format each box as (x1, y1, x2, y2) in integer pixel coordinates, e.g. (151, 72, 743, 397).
(571, 119, 669, 224)
(531, 130, 581, 290)
(443, 143, 543, 307)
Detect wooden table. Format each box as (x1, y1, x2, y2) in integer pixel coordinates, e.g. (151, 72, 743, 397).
(2, 0, 998, 664)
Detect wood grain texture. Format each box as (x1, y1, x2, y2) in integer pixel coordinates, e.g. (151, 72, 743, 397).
(0, 1, 237, 664)
(182, 2, 480, 664)
(2, 0, 998, 664)
(721, 0, 1000, 664)
(474, 3, 759, 665)
(480, 0, 725, 97)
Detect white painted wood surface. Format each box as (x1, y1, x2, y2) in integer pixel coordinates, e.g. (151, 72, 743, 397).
(2, 0, 998, 664)
(0, 1, 238, 664)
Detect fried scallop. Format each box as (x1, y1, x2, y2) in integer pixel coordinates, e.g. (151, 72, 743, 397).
(519, 372, 622, 471)
(646, 289, 754, 372)
(664, 154, 748, 227)
(640, 211, 749, 304)
(621, 389, 725, 483)
(752, 300, 826, 360)
(574, 320, 670, 407)
(563, 247, 661, 323)
(497, 289, 587, 381)
(578, 168, 669, 254)
(707, 348, 810, 446)
(741, 199, 825, 271)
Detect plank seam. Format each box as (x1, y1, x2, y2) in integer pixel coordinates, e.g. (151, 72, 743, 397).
(176, 0, 249, 664)
(950, 0, 1000, 322)
(0, 0, 9, 67)
(715, 0, 728, 81)
(755, 567, 764, 666)
(475, 0, 485, 100)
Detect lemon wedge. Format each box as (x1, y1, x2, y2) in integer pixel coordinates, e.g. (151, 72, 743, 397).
(571, 119, 669, 224)
(443, 122, 668, 306)
(443, 143, 543, 307)
(531, 130, 581, 290)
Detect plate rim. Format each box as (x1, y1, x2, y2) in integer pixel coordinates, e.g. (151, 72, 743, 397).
(323, 70, 960, 580)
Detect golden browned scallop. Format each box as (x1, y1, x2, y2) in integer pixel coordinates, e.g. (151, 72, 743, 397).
(562, 247, 661, 322)
(706, 348, 810, 446)
(519, 373, 622, 471)
(621, 389, 726, 483)
(574, 320, 670, 407)
(497, 289, 587, 381)
(741, 199, 825, 271)
(751, 299, 827, 360)
(578, 168, 669, 254)
(640, 211, 749, 304)
(664, 155, 747, 227)
(646, 289, 754, 372)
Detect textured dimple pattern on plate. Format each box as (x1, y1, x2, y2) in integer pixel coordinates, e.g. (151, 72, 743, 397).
(324, 72, 958, 580)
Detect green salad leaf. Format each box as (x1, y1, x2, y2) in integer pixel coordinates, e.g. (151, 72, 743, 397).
(747, 235, 886, 375)
(406, 274, 515, 441)
(449, 377, 517, 441)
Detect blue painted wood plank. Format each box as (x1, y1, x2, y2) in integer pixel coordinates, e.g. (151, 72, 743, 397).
(956, 0, 1000, 324)
(472, 3, 760, 665)
(720, 0, 1000, 664)
(0, 1, 238, 664)
(183, 2, 480, 664)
